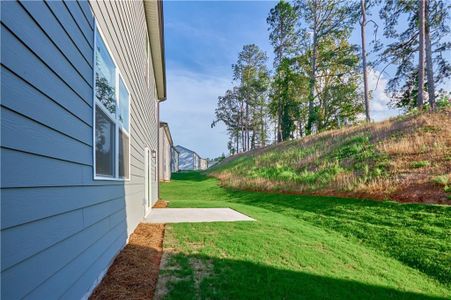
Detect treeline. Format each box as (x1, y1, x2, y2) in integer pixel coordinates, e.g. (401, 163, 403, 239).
(212, 0, 450, 155)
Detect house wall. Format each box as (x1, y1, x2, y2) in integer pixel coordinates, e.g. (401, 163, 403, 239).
(176, 146, 195, 170)
(171, 147, 179, 172)
(194, 154, 200, 170)
(0, 1, 160, 299)
(159, 127, 171, 181)
(199, 159, 208, 170)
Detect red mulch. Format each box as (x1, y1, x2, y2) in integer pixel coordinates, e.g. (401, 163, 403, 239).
(90, 201, 168, 300)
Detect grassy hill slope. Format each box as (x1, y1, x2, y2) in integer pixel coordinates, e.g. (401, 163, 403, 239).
(209, 109, 451, 204)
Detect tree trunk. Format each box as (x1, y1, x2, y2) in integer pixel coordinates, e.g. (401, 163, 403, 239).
(425, 0, 435, 110)
(240, 100, 245, 152)
(360, 0, 370, 121)
(237, 133, 239, 153)
(307, 19, 318, 135)
(417, 0, 425, 108)
(245, 101, 249, 151)
(277, 101, 282, 142)
(260, 105, 265, 147)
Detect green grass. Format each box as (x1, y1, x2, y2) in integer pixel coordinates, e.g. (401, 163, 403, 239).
(432, 175, 449, 187)
(159, 172, 451, 299)
(410, 161, 431, 169)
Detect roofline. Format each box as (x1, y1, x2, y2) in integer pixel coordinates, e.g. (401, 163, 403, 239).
(171, 145, 180, 154)
(144, 0, 167, 101)
(175, 145, 202, 159)
(159, 121, 173, 145)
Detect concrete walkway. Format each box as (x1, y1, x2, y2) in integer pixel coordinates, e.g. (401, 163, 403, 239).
(144, 208, 255, 224)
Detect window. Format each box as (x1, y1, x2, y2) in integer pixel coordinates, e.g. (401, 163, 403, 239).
(94, 24, 130, 180)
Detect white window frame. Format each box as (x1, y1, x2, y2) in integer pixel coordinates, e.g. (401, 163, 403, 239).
(93, 21, 131, 181)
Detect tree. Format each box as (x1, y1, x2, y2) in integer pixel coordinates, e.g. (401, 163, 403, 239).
(360, 0, 370, 121)
(311, 36, 363, 130)
(212, 87, 242, 153)
(270, 58, 307, 140)
(295, 0, 359, 135)
(418, 0, 425, 108)
(377, 0, 451, 110)
(425, 0, 435, 110)
(267, 0, 300, 141)
(213, 45, 270, 153)
(233, 44, 270, 151)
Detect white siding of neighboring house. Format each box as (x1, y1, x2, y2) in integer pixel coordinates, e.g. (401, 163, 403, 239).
(159, 126, 172, 181)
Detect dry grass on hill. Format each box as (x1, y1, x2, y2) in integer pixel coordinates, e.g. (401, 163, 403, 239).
(210, 109, 451, 204)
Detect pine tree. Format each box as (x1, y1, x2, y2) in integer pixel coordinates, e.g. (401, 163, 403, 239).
(295, 0, 358, 135)
(360, 0, 371, 121)
(377, 0, 451, 110)
(418, 0, 426, 108)
(267, 0, 300, 141)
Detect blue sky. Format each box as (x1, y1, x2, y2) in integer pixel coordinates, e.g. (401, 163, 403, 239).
(159, 1, 445, 159)
(161, 1, 277, 159)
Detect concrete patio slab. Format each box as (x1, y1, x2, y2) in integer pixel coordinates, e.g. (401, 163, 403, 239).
(144, 208, 255, 224)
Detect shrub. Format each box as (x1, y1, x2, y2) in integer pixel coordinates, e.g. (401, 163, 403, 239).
(410, 161, 431, 168)
(431, 175, 449, 186)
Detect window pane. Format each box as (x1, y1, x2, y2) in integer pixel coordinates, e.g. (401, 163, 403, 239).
(119, 130, 130, 179)
(95, 30, 116, 115)
(95, 106, 115, 177)
(118, 76, 130, 132)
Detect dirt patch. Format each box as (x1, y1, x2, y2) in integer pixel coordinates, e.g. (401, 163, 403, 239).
(154, 200, 169, 208)
(190, 257, 214, 298)
(154, 227, 214, 300)
(154, 251, 214, 300)
(89, 223, 165, 299)
(153, 251, 180, 300)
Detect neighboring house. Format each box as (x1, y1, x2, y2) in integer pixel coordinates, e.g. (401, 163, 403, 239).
(159, 122, 173, 181)
(175, 145, 201, 171)
(199, 158, 208, 170)
(171, 146, 180, 173)
(0, 1, 166, 299)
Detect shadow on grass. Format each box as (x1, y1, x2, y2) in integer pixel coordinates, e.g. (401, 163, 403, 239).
(221, 188, 451, 285)
(161, 252, 448, 300)
(172, 171, 210, 182)
(167, 172, 451, 285)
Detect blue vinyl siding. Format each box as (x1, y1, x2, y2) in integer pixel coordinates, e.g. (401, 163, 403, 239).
(0, 0, 160, 299)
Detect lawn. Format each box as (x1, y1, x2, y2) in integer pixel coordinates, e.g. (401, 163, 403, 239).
(158, 172, 450, 299)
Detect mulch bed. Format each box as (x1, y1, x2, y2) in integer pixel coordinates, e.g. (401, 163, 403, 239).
(153, 200, 169, 208)
(90, 200, 168, 300)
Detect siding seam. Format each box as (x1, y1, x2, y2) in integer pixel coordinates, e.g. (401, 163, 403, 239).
(1, 189, 143, 231)
(1, 105, 92, 147)
(8, 1, 93, 87)
(42, 0, 93, 68)
(0, 65, 92, 127)
(76, 0, 94, 30)
(0, 146, 92, 168)
(22, 219, 126, 299)
(61, 0, 93, 48)
(1, 207, 126, 274)
(1, 23, 93, 107)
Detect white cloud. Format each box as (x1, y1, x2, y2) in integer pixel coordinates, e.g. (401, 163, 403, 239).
(367, 68, 402, 121)
(160, 68, 232, 158)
